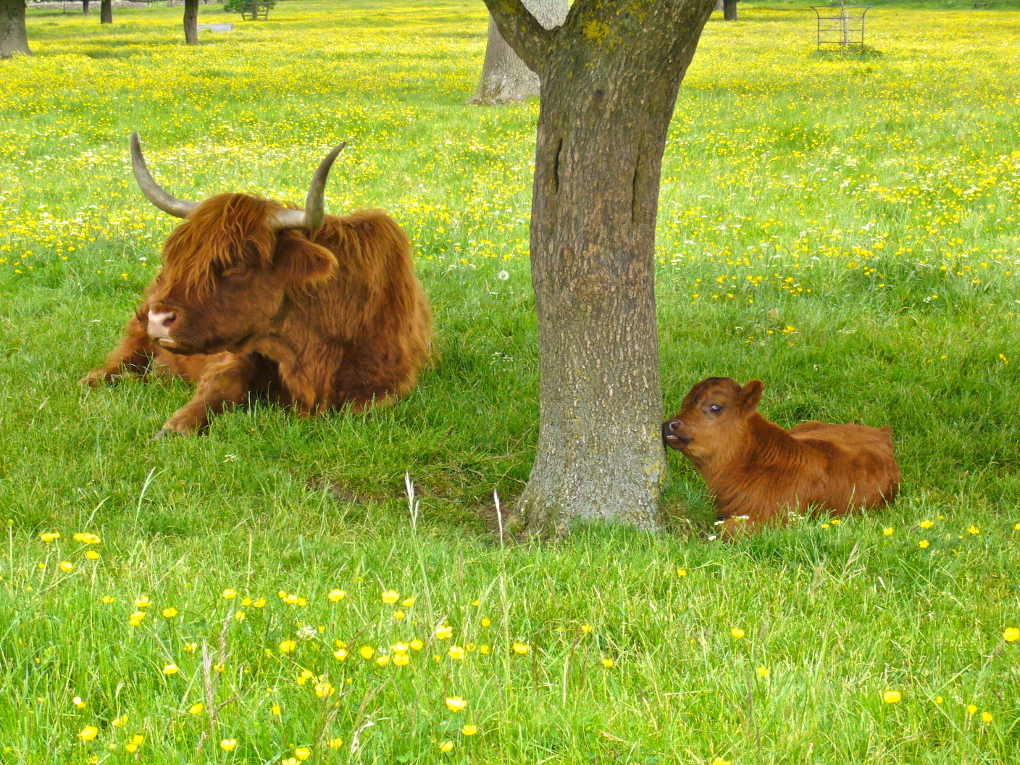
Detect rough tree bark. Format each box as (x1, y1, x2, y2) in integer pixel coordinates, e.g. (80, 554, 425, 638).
(0, 0, 30, 58)
(724, 0, 738, 21)
(467, 0, 567, 106)
(483, 0, 716, 536)
(82, 0, 89, 14)
(183, 0, 198, 44)
(101, 0, 112, 24)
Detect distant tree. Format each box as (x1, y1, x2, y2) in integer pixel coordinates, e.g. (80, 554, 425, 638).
(467, 0, 567, 105)
(184, 0, 198, 44)
(101, 0, 112, 24)
(724, 0, 737, 21)
(82, 0, 89, 14)
(0, 0, 30, 58)
(481, 0, 716, 535)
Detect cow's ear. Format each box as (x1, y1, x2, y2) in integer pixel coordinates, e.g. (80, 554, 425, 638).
(273, 235, 338, 284)
(740, 379, 764, 412)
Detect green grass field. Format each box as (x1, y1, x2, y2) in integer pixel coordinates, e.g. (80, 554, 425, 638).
(1, 1, 1019, 762)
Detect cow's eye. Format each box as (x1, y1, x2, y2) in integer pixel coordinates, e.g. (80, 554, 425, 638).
(707, 404, 723, 414)
(222, 264, 248, 278)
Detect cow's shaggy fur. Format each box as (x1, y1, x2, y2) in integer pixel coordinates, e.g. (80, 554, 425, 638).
(83, 194, 432, 437)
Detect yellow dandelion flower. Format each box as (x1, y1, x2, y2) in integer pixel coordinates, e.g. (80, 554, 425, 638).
(480, 617, 491, 627)
(676, 568, 687, 577)
(279, 640, 297, 654)
(1003, 627, 1019, 642)
(381, 589, 399, 604)
(581, 624, 594, 634)
(393, 653, 410, 666)
(188, 702, 204, 715)
(73, 532, 102, 544)
(439, 741, 454, 753)
(919, 520, 934, 529)
(134, 595, 151, 609)
(375, 655, 390, 667)
(79, 726, 99, 741)
(883, 527, 895, 536)
(981, 712, 993, 723)
(271, 704, 281, 716)
(435, 625, 453, 640)
(39, 532, 60, 543)
(410, 639, 424, 651)
(162, 664, 179, 675)
(448, 645, 465, 660)
(919, 539, 930, 549)
(100, 596, 115, 604)
(512, 642, 529, 655)
(756, 666, 769, 678)
(220, 739, 237, 752)
(162, 607, 178, 618)
(314, 680, 335, 697)
(222, 588, 237, 599)
(59, 561, 73, 572)
(479, 644, 490, 655)
(392, 642, 410, 654)
(461, 724, 478, 736)
(967, 525, 979, 535)
(401, 596, 416, 607)
(294, 747, 311, 761)
(112, 714, 128, 727)
(711, 758, 731, 765)
(327, 589, 346, 602)
(235, 611, 246, 621)
(359, 646, 375, 660)
(445, 696, 467, 712)
(253, 598, 267, 608)
(730, 628, 745, 640)
(85, 550, 100, 561)
(393, 610, 406, 620)
(183, 642, 197, 652)
(327, 737, 343, 749)
(601, 657, 614, 668)
(333, 648, 349, 661)
(882, 690, 901, 704)
(966, 704, 978, 715)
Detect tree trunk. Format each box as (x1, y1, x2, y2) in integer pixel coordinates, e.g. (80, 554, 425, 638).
(714, 0, 723, 11)
(100, 0, 112, 23)
(0, 0, 30, 58)
(723, 0, 737, 21)
(468, 0, 567, 106)
(483, 0, 716, 536)
(183, 0, 198, 44)
(82, 0, 89, 14)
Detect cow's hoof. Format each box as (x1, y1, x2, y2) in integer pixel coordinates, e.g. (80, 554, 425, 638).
(79, 371, 116, 388)
(152, 428, 182, 441)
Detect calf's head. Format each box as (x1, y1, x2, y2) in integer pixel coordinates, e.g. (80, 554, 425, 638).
(131, 132, 345, 355)
(662, 377, 765, 467)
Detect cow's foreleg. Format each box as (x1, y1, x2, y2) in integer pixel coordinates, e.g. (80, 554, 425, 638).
(154, 353, 277, 439)
(80, 315, 156, 387)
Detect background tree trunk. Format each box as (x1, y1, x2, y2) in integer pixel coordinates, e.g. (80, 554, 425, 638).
(467, 0, 567, 106)
(101, 0, 112, 23)
(183, 0, 198, 44)
(483, 0, 716, 536)
(714, 0, 723, 11)
(0, 0, 30, 58)
(723, 0, 737, 21)
(82, 0, 89, 14)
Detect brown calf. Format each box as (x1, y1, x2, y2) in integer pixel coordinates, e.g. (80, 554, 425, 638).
(662, 377, 900, 536)
(82, 133, 432, 438)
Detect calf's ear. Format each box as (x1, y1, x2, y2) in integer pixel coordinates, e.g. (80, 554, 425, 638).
(273, 234, 338, 284)
(740, 379, 765, 412)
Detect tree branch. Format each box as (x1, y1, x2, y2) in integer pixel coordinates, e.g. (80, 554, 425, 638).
(480, 0, 557, 75)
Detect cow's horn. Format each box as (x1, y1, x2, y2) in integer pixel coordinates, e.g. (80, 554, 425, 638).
(269, 142, 346, 232)
(130, 132, 198, 219)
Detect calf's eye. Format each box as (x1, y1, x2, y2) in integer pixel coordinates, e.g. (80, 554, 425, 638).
(707, 404, 723, 414)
